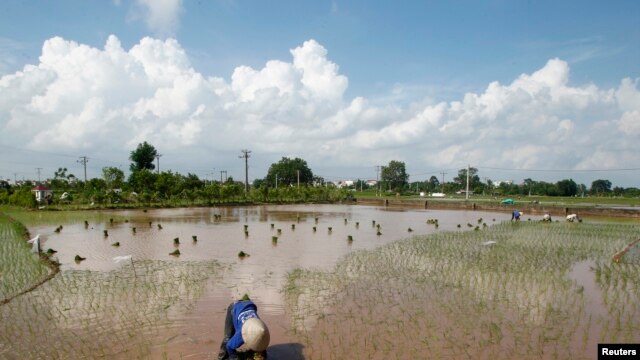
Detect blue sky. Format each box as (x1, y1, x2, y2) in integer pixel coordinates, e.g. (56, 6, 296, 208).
(1, 0, 639, 187)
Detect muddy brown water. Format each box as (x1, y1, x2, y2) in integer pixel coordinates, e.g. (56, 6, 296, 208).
(31, 204, 511, 358)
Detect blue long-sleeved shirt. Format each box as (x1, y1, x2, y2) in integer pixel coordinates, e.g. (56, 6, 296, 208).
(226, 301, 260, 355)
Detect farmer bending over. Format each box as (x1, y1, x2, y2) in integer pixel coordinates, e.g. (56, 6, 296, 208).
(218, 297, 270, 360)
(511, 210, 521, 221)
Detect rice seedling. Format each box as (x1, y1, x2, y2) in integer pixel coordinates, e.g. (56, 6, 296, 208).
(132, 227, 136, 234)
(0, 213, 50, 302)
(291, 224, 296, 230)
(169, 249, 180, 256)
(408, 228, 413, 232)
(74, 255, 86, 262)
(313, 226, 317, 232)
(238, 251, 249, 258)
(192, 235, 197, 242)
(173, 237, 180, 245)
(103, 230, 108, 237)
(0, 258, 222, 358)
(157, 224, 162, 230)
(285, 221, 640, 359)
(272, 236, 278, 244)
(111, 242, 120, 247)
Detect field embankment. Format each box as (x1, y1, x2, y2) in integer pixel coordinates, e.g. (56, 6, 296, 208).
(356, 197, 640, 218)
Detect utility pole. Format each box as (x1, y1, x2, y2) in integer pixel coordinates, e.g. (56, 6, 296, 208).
(239, 149, 251, 193)
(376, 166, 381, 197)
(440, 171, 447, 194)
(36, 168, 42, 184)
(77, 156, 88, 182)
(13, 173, 17, 185)
(297, 170, 300, 189)
(155, 154, 162, 174)
(275, 174, 278, 190)
(465, 164, 470, 200)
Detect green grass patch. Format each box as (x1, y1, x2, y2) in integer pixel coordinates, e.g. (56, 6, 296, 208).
(0, 212, 50, 302)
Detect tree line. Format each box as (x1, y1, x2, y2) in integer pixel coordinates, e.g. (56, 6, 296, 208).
(1, 143, 638, 208)
(356, 161, 639, 198)
(0, 142, 349, 208)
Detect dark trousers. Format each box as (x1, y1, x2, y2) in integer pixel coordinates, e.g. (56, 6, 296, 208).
(218, 303, 235, 360)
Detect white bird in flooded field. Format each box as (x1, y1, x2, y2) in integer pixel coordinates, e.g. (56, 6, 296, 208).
(27, 234, 41, 253)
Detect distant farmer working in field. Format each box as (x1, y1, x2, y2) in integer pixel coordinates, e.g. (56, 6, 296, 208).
(218, 297, 270, 360)
(566, 214, 580, 222)
(511, 210, 521, 221)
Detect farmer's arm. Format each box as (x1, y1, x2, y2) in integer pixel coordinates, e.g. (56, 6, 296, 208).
(226, 331, 244, 356)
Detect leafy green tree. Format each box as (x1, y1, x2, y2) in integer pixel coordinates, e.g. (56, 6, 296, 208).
(182, 173, 204, 190)
(381, 160, 409, 192)
(454, 167, 480, 190)
(51, 167, 75, 190)
(102, 167, 125, 190)
(155, 171, 179, 200)
(8, 188, 36, 208)
(556, 179, 578, 196)
(128, 169, 158, 193)
(590, 179, 612, 195)
(129, 141, 158, 172)
(265, 157, 314, 187)
(427, 176, 440, 192)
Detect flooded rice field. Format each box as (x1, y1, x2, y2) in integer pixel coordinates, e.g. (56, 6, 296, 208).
(2, 205, 639, 359)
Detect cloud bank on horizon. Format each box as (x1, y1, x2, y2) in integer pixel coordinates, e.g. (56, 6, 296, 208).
(0, 34, 639, 185)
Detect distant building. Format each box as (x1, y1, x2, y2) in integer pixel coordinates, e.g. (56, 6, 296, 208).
(32, 185, 53, 204)
(493, 180, 513, 187)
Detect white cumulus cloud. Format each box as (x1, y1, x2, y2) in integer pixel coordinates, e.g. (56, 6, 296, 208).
(131, 0, 184, 36)
(0, 36, 639, 186)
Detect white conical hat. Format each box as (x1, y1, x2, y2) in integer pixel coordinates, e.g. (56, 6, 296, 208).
(241, 317, 270, 351)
